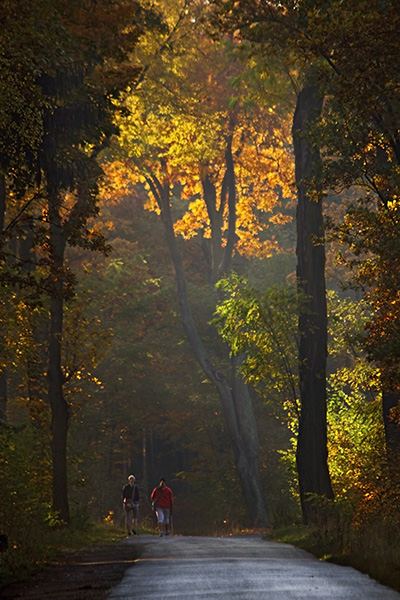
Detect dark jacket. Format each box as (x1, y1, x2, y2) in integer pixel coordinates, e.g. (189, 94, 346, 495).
(123, 483, 140, 502)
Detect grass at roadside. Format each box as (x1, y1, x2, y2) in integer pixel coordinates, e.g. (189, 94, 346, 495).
(267, 522, 400, 593)
(265, 525, 324, 557)
(0, 521, 128, 587)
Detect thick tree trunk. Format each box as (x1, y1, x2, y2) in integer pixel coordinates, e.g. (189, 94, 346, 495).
(48, 192, 70, 523)
(156, 182, 270, 527)
(0, 173, 5, 233)
(0, 371, 7, 425)
(374, 149, 400, 482)
(0, 176, 7, 425)
(293, 85, 333, 524)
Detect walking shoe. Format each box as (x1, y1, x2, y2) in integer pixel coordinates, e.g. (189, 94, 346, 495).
(159, 531, 163, 537)
(127, 531, 132, 536)
(132, 529, 137, 535)
(165, 531, 170, 536)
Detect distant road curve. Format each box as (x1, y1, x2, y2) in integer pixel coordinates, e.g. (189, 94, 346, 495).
(107, 534, 400, 599)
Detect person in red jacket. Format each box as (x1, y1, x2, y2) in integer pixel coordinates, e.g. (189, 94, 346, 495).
(151, 477, 174, 537)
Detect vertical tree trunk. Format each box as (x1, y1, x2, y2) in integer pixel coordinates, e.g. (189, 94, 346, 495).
(0, 173, 5, 233)
(201, 173, 224, 283)
(0, 175, 7, 425)
(201, 135, 236, 284)
(47, 191, 70, 523)
(293, 85, 333, 524)
(0, 371, 7, 425)
(374, 149, 400, 482)
(155, 181, 270, 527)
(218, 135, 237, 277)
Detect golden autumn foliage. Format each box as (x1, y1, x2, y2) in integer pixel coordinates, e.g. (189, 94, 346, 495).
(101, 1, 296, 261)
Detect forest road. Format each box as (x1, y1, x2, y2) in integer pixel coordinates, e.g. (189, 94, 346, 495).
(107, 534, 400, 599)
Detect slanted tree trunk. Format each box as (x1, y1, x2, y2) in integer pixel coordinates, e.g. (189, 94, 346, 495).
(230, 354, 268, 524)
(47, 191, 70, 523)
(149, 178, 270, 527)
(293, 85, 333, 524)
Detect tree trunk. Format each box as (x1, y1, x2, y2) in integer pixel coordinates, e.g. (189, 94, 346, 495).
(293, 85, 333, 524)
(0, 371, 7, 425)
(218, 135, 237, 277)
(47, 191, 70, 523)
(201, 173, 224, 283)
(0, 173, 5, 233)
(155, 181, 270, 527)
(230, 354, 269, 524)
(374, 149, 400, 482)
(0, 176, 7, 425)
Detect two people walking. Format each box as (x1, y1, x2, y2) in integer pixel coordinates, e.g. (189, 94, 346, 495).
(122, 475, 174, 537)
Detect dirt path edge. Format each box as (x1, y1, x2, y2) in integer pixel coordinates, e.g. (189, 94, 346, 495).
(2, 539, 139, 599)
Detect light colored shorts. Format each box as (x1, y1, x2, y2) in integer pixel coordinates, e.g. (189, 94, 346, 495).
(156, 507, 170, 524)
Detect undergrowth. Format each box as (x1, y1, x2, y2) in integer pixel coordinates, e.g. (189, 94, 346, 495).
(269, 515, 400, 593)
(0, 520, 125, 587)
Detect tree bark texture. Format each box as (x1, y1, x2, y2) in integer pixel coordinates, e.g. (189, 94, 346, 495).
(0, 173, 5, 233)
(0, 176, 7, 425)
(374, 149, 400, 481)
(293, 85, 333, 524)
(47, 191, 70, 523)
(0, 371, 7, 425)
(152, 179, 271, 527)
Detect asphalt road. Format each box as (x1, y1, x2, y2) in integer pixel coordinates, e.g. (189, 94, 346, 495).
(107, 534, 400, 599)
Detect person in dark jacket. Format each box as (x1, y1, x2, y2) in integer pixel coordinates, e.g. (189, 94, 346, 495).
(151, 477, 173, 537)
(123, 475, 140, 535)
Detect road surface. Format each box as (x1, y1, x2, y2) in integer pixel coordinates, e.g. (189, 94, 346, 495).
(107, 534, 400, 599)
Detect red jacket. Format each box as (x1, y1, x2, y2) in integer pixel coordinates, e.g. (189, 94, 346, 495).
(151, 485, 173, 510)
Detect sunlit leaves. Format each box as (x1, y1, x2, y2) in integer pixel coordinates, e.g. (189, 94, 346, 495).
(332, 196, 400, 387)
(0, 287, 44, 374)
(214, 274, 300, 423)
(327, 384, 385, 503)
(215, 279, 386, 510)
(107, 0, 296, 262)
